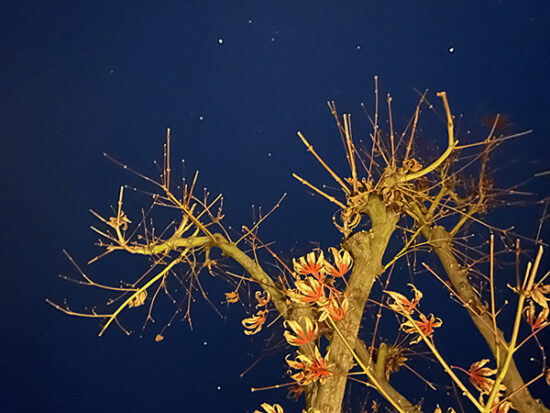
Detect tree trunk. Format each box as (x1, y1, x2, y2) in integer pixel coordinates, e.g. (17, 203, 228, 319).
(425, 225, 549, 413)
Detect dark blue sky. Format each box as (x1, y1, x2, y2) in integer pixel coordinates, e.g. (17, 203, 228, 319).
(1, 1, 549, 412)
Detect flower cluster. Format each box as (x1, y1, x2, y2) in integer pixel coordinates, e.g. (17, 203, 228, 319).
(287, 248, 352, 323)
(278, 248, 352, 390)
(384, 284, 442, 344)
(293, 248, 353, 280)
(282, 315, 333, 389)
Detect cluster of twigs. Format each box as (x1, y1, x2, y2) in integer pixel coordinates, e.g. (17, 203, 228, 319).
(49, 78, 548, 413)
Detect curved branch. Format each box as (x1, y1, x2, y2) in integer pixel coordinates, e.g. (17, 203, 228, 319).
(400, 91, 457, 182)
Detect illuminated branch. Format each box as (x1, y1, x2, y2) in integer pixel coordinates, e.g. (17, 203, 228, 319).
(51, 87, 548, 413)
(297, 131, 351, 194)
(400, 92, 457, 182)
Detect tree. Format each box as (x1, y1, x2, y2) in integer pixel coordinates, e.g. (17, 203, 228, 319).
(48, 78, 549, 413)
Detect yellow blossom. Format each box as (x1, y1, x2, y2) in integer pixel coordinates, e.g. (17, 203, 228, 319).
(242, 310, 268, 335)
(284, 317, 318, 346)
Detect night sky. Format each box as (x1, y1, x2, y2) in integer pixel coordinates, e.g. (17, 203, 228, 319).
(2, 2, 550, 412)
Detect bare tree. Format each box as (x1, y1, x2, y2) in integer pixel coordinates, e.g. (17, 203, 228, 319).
(49, 78, 549, 413)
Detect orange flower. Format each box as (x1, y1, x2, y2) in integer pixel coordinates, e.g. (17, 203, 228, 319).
(254, 403, 284, 413)
(255, 290, 271, 308)
(467, 359, 505, 395)
(524, 302, 548, 332)
(401, 313, 442, 344)
(385, 284, 423, 315)
(308, 347, 333, 383)
(293, 250, 326, 279)
(319, 295, 348, 322)
(242, 310, 268, 335)
(286, 354, 311, 386)
(288, 276, 326, 305)
(325, 247, 353, 278)
(284, 317, 318, 346)
(286, 346, 333, 386)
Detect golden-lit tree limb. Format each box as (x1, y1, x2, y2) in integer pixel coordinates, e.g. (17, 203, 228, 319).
(165, 191, 216, 241)
(483, 246, 544, 413)
(235, 194, 287, 246)
(326, 102, 365, 186)
(80, 168, 294, 331)
(45, 299, 114, 319)
(56, 228, 292, 335)
(425, 184, 448, 221)
(52, 87, 549, 413)
(292, 173, 347, 209)
(210, 232, 289, 318)
(343, 114, 358, 193)
(297, 131, 351, 195)
(328, 318, 420, 413)
(489, 234, 500, 368)
(421, 225, 550, 413)
(309, 194, 400, 412)
(298, 86, 546, 412)
(117, 232, 208, 256)
(400, 91, 457, 183)
(383, 225, 425, 271)
(47, 247, 193, 336)
(403, 90, 426, 165)
(59, 249, 137, 293)
(98, 248, 192, 336)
